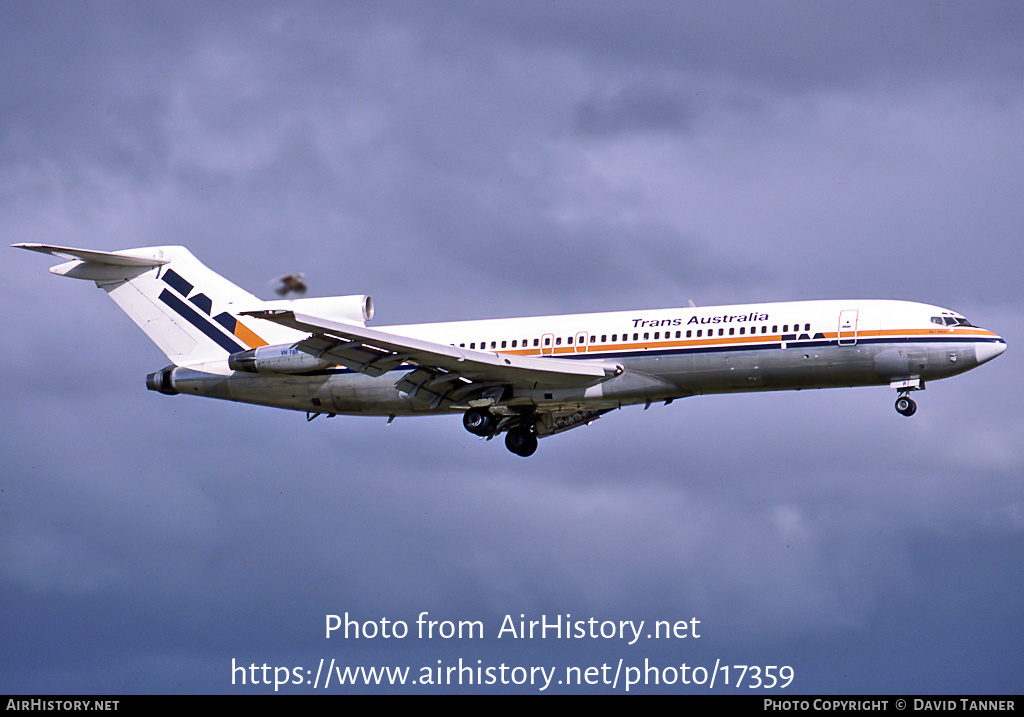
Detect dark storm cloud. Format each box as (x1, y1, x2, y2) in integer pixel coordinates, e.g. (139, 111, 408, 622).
(422, 0, 1024, 90)
(0, 3, 186, 171)
(6, 1, 1020, 309)
(574, 85, 697, 136)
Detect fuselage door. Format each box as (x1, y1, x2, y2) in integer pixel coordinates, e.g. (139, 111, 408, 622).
(574, 331, 589, 353)
(541, 332, 555, 356)
(838, 309, 858, 346)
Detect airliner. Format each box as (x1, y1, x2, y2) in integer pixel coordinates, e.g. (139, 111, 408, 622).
(15, 243, 1006, 456)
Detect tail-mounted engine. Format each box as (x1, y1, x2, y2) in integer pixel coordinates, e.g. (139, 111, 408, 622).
(145, 366, 179, 395)
(228, 344, 334, 374)
(259, 295, 374, 324)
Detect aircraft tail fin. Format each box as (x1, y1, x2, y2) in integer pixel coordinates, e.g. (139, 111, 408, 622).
(14, 243, 297, 366)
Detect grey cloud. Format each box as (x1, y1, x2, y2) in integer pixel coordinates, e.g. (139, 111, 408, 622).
(425, 1, 1024, 91)
(574, 85, 697, 137)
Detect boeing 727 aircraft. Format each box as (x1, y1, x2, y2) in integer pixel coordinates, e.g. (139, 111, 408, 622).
(16, 243, 1006, 456)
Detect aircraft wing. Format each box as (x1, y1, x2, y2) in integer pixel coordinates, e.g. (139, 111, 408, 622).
(243, 309, 622, 407)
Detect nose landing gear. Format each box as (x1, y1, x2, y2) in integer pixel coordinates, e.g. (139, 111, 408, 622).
(895, 394, 917, 416)
(891, 378, 923, 417)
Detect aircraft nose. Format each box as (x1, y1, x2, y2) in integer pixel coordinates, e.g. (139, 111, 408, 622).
(975, 338, 1007, 365)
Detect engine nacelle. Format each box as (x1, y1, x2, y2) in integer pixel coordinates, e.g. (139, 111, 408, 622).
(145, 365, 179, 395)
(259, 295, 374, 325)
(228, 344, 335, 374)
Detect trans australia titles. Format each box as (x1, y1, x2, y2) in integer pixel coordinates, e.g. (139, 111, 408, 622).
(631, 312, 771, 328)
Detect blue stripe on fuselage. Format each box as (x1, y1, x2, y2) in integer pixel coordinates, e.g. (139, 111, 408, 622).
(292, 332, 1000, 377)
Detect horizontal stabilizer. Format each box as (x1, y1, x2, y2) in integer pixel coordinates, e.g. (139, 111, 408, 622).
(13, 243, 170, 268)
(16, 242, 298, 365)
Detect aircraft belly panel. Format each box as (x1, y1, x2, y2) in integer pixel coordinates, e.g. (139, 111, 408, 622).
(649, 345, 885, 394)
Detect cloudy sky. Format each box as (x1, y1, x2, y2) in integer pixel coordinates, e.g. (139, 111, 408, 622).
(3, 1, 1022, 694)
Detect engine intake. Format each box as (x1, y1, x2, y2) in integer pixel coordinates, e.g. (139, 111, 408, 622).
(258, 295, 374, 324)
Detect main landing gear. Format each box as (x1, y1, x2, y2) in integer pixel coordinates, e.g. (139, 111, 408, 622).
(463, 407, 496, 436)
(463, 408, 538, 457)
(504, 427, 538, 457)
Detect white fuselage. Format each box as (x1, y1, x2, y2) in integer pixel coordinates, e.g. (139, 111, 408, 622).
(18, 243, 1006, 456)
(167, 298, 1006, 417)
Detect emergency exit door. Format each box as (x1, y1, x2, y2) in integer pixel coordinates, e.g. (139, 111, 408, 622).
(838, 309, 858, 346)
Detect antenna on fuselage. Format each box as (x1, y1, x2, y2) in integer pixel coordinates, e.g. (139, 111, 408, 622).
(687, 299, 697, 308)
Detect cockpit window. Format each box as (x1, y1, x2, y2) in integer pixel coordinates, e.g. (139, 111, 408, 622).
(931, 315, 973, 327)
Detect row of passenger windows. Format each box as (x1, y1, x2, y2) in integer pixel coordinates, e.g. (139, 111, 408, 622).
(455, 324, 813, 351)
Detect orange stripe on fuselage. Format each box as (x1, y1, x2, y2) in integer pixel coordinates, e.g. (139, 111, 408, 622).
(480, 325, 998, 359)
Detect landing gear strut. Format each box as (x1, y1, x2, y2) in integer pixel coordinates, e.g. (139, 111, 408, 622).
(892, 378, 923, 417)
